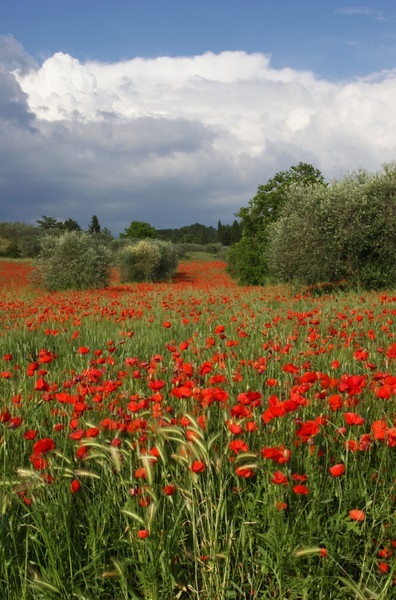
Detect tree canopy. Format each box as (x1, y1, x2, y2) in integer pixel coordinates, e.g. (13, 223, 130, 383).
(228, 162, 326, 284)
(120, 221, 157, 240)
(267, 163, 396, 290)
(88, 215, 101, 234)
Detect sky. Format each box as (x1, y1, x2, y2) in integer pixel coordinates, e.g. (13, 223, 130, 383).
(1, 1, 396, 235)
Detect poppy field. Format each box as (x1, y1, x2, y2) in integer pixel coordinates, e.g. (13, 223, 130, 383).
(0, 258, 395, 599)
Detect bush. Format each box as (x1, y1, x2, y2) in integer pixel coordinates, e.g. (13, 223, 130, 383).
(226, 235, 268, 285)
(118, 239, 178, 283)
(34, 231, 113, 291)
(153, 240, 179, 281)
(176, 242, 226, 259)
(267, 163, 396, 290)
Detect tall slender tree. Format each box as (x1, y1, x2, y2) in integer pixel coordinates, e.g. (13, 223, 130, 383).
(88, 215, 101, 234)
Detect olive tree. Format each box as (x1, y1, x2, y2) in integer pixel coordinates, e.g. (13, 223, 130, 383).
(118, 239, 178, 283)
(34, 231, 113, 291)
(267, 163, 396, 290)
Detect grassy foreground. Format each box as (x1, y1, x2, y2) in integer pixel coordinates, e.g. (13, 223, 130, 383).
(0, 259, 395, 599)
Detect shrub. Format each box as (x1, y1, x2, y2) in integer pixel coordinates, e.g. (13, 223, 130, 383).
(153, 240, 179, 281)
(267, 163, 396, 290)
(176, 242, 226, 259)
(118, 239, 178, 283)
(34, 231, 113, 291)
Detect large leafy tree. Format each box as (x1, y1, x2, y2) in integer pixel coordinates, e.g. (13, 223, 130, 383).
(120, 221, 157, 240)
(37, 216, 63, 230)
(228, 162, 325, 284)
(63, 218, 82, 231)
(267, 163, 396, 289)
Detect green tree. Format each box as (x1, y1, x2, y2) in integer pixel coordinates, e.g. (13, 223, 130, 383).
(34, 231, 112, 291)
(63, 218, 82, 231)
(228, 162, 325, 284)
(0, 222, 41, 258)
(37, 216, 63, 230)
(5, 239, 21, 258)
(267, 163, 396, 290)
(217, 220, 232, 245)
(120, 221, 157, 240)
(217, 220, 224, 244)
(118, 239, 178, 282)
(88, 215, 101, 234)
(230, 220, 241, 244)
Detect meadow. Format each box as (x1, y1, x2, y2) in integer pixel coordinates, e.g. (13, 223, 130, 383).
(0, 258, 395, 599)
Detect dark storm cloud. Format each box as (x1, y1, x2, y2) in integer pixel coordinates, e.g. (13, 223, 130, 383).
(2, 38, 396, 234)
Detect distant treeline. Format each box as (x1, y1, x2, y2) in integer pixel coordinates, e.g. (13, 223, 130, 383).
(157, 220, 241, 245)
(0, 217, 241, 259)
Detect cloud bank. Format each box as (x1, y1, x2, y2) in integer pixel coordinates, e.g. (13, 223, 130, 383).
(1, 34, 396, 233)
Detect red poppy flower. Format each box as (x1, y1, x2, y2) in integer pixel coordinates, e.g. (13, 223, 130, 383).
(229, 439, 249, 454)
(77, 346, 90, 355)
(387, 428, 396, 447)
(134, 467, 147, 479)
(186, 429, 199, 442)
(282, 363, 299, 374)
(190, 460, 205, 473)
(31, 456, 49, 470)
(70, 479, 81, 494)
(378, 562, 389, 574)
(237, 391, 262, 406)
(371, 420, 387, 440)
(339, 374, 366, 396)
(345, 439, 359, 453)
(266, 378, 278, 387)
(85, 427, 100, 438)
(386, 342, 396, 359)
(291, 473, 308, 482)
(329, 463, 345, 477)
(235, 466, 255, 478)
(376, 384, 392, 400)
(328, 394, 343, 411)
(69, 430, 86, 440)
(75, 445, 89, 460)
(293, 484, 309, 495)
(349, 509, 365, 521)
(0, 410, 11, 423)
(33, 437, 55, 456)
(261, 445, 291, 464)
(227, 422, 244, 435)
(148, 379, 165, 391)
(137, 529, 150, 539)
(296, 420, 320, 440)
(344, 412, 365, 426)
(35, 377, 49, 391)
(246, 421, 258, 432)
(8, 417, 22, 429)
(270, 471, 288, 485)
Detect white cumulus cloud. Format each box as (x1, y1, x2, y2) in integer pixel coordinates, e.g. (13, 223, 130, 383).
(2, 39, 396, 232)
